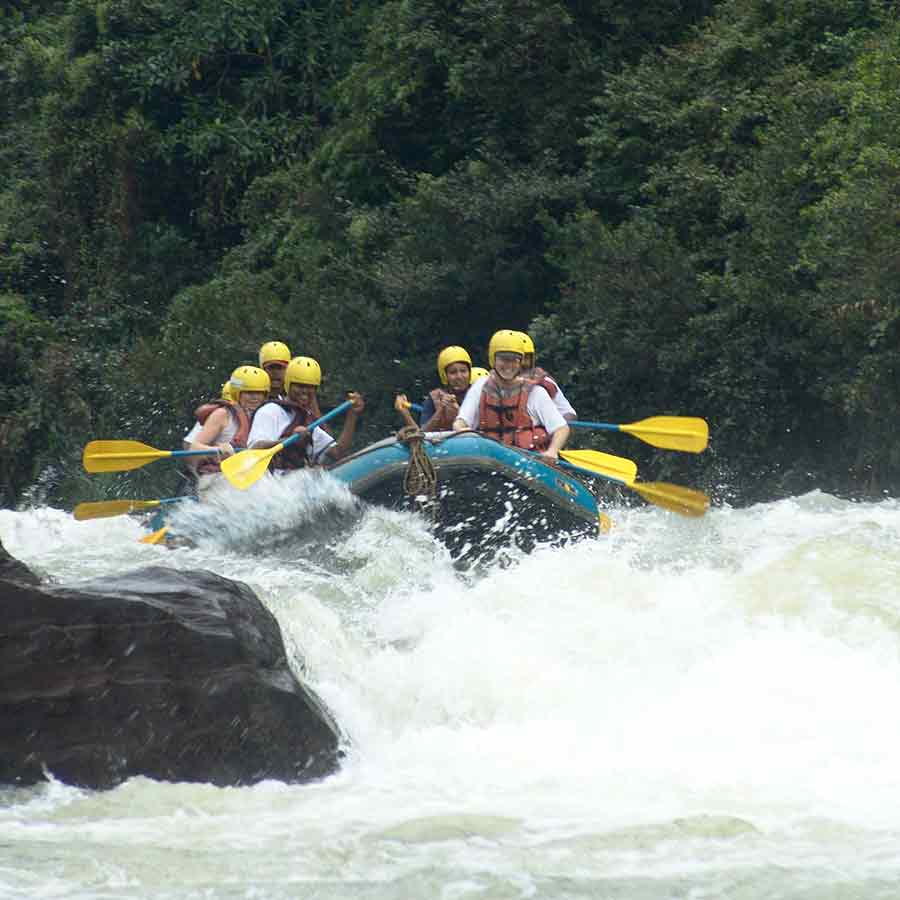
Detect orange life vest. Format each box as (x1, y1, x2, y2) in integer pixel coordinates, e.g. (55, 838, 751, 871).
(192, 400, 251, 475)
(426, 387, 467, 431)
(478, 375, 550, 451)
(524, 366, 558, 399)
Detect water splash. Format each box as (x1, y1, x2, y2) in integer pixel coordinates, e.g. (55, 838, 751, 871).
(3, 491, 900, 898)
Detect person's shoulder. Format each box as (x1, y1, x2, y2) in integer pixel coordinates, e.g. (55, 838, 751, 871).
(207, 405, 231, 423)
(254, 400, 283, 419)
(528, 382, 552, 401)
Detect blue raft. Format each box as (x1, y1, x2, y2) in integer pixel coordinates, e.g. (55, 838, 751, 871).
(327, 431, 603, 558)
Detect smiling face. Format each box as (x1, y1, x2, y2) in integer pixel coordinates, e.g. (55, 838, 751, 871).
(444, 361, 471, 392)
(288, 382, 317, 410)
(493, 351, 523, 382)
(238, 390, 268, 415)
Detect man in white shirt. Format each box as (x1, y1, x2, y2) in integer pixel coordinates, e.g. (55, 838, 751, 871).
(453, 330, 570, 461)
(247, 356, 364, 468)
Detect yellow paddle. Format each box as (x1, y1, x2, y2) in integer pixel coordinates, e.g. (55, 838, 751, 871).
(73, 497, 184, 521)
(139, 526, 170, 544)
(570, 416, 709, 453)
(83, 440, 218, 473)
(556, 456, 709, 518)
(221, 400, 353, 490)
(558, 449, 637, 484)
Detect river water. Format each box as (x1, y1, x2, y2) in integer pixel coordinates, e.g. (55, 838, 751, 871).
(2, 479, 900, 899)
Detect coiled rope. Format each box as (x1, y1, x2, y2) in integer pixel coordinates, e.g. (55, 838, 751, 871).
(396, 426, 437, 503)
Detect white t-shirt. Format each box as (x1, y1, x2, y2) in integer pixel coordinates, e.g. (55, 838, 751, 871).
(456, 378, 567, 434)
(247, 403, 335, 464)
(522, 371, 576, 418)
(545, 377, 576, 419)
(184, 421, 201, 445)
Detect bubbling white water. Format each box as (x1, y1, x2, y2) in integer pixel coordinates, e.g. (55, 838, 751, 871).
(2, 490, 900, 898)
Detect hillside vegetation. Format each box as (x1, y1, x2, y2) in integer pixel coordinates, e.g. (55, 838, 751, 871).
(2, 0, 898, 506)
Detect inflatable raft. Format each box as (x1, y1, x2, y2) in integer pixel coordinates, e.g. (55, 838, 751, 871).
(327, 431, 604, 559)
(143, 432, 605, 561)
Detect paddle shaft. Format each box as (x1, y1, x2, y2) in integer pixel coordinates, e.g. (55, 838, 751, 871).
(275, 400, 354, 452)
(91, 447, 216, 463)
(570, 421, 620, 432)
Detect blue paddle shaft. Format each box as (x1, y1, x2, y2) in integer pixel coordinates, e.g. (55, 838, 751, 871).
(279, 399, 354, 450)
(169, 448, 225, 458)
(569, 421, 620, 432)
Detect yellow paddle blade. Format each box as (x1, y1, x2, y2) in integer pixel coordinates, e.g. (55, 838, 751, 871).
(559, 450, 637, 485)
(83, 440, 172, 473)
(74, 499, 162, 521)
(220, 444, 280, 490)
(631, 481, 710, 518)
(620, 416, 709, 453)
(140, 526, 170, 544)
(598, 512, 614, 534)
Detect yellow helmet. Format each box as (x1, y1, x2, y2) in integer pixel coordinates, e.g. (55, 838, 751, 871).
(436, 345, 472, 385)
(469, 366, 490, 384)
(284, 355, 322, 390)
(259, 340, 292, 368)
(220, 380, 237, 402)
(488, 329, 525, 368)
(229, 365, 271, 397)
(519, 331, 535, 368)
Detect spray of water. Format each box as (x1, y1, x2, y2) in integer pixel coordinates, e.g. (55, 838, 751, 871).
(2, 491, 900, 898)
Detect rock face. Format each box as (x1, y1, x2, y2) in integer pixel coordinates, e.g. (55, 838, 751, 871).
(0, 564, 342, 789)
(0, 537, 39, 585)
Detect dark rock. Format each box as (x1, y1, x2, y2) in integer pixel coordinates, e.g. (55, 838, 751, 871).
(0, 537, 39, 585)
(0, 566, 342, 789)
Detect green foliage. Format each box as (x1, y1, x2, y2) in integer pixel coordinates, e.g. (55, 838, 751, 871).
(3, 0, 900, 508)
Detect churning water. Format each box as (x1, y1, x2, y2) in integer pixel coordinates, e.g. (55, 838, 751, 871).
(2, 478, 900, 899)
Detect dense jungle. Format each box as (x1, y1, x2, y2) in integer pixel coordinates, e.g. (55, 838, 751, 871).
(2, 0, 898, 509)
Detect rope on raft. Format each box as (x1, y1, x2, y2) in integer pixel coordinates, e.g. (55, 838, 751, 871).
(396, 426, 438, 511)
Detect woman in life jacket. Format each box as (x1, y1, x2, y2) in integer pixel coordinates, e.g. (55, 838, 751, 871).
(246, 355, 365, 470)
(516, 331, 577, 421)
(187, 365, 270, 479)
(258, 340, 292, 400)
(394, 356, 490, 431)
(452, 329, 571, 461)
(417, 345, 472, 431)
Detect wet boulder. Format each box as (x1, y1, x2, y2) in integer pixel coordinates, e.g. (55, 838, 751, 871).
(0, 537, 39, 585)
(0, 565, 342, 789)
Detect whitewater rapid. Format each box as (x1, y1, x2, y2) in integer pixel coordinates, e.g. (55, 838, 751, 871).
(2, 482, 900, 899)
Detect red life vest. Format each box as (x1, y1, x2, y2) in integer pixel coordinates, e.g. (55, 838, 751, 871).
(425, 387, 467, 431)
(192, 400, 251, 475)
(267, 400, 314, 471)
(478, 375, 550, 451)
(524, 366, 558, 399)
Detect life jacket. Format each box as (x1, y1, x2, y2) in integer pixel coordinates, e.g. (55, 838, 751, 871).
(478, 375, 550, 451)
(524, 366, 558, 399)
(192, 400, 251, 475)
(426, 387, 467, 431)
(267, 400, 314, 471)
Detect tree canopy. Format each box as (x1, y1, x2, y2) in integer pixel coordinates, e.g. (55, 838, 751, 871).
(2, 0, 898, 507)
